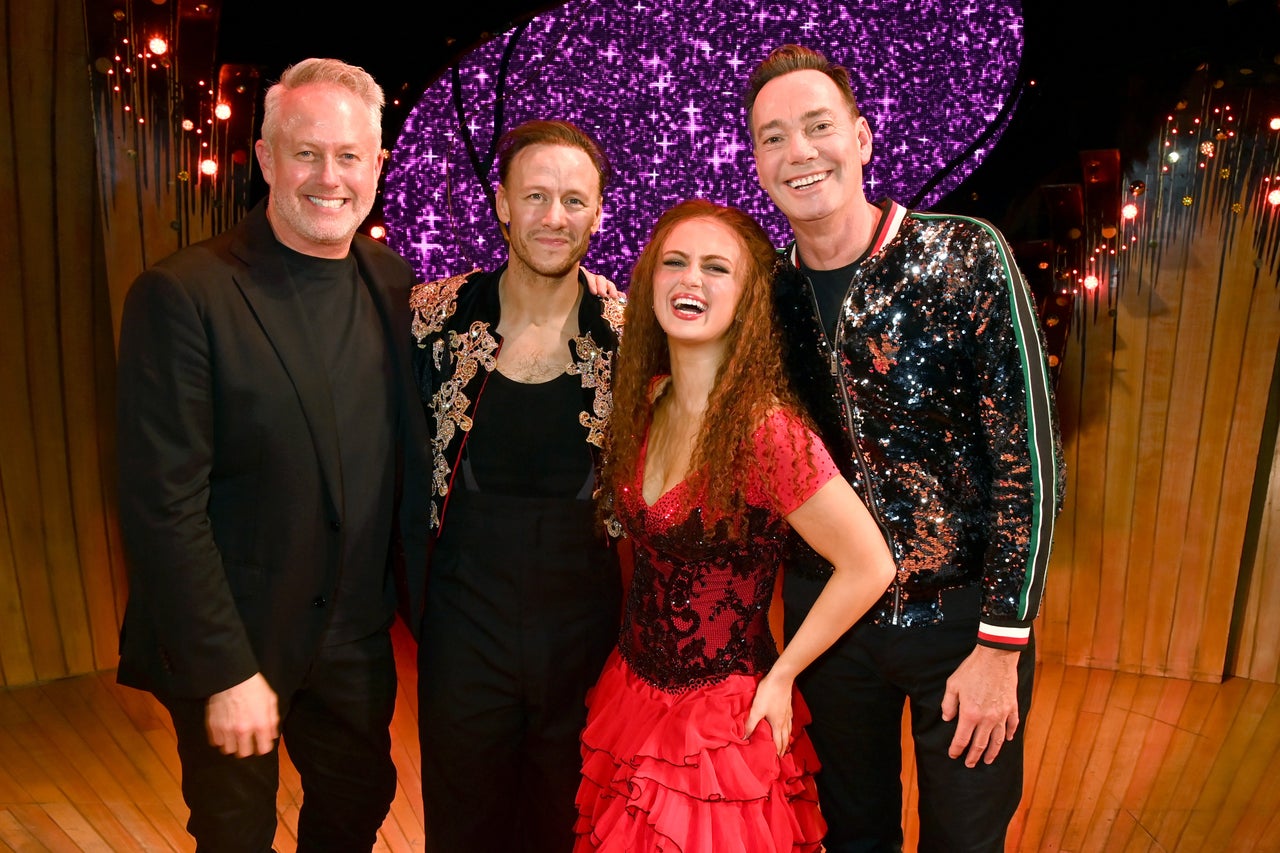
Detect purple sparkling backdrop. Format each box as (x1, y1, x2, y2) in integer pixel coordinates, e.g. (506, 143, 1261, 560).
(383, 0, 1023, 285)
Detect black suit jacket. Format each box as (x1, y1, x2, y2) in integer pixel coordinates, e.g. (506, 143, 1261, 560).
(115, 201, 429, 699)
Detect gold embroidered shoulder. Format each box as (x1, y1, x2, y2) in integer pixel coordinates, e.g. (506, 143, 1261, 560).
(410, 267, 480, 345)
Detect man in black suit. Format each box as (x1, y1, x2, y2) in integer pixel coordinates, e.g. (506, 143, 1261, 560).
(115, 57, 428, 852)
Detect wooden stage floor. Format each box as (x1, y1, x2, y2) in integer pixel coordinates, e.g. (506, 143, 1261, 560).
(2, 619, 1278, 852)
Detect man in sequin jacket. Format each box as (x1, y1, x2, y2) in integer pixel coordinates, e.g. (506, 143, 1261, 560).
(746, 45, 1066, 852)
(407, 120, 626, 853)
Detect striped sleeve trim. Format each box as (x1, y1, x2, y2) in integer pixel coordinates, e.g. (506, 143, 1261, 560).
(978, 622, 1031, 648)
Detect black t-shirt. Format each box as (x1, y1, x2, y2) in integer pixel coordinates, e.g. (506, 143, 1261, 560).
(465, 368, 593, 499)
(285, 247, 397, 643)
(800, 259, 859, 343)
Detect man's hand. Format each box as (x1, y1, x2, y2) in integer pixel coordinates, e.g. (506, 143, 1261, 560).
(940, 645, 1020, 768)
(206, 672, 279, 757)
(582, 268, 622, 299)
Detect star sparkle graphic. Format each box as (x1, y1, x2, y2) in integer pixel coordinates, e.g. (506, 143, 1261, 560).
(383, 0, 1023, 285)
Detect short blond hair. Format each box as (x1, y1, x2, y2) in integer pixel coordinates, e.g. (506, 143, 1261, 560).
(261, 58, 384, 145)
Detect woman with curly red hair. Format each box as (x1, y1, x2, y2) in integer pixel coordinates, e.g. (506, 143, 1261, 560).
(573, 199, 896, 850)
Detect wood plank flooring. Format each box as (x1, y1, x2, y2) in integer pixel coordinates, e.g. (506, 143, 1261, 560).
(2, 620, 1277, 852)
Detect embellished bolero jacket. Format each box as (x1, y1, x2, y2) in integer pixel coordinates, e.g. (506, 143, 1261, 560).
(409, 265, 626, 535)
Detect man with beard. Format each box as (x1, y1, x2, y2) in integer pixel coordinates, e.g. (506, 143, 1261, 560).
(408, 119, 625, 853)
(115, 58, 429, 851)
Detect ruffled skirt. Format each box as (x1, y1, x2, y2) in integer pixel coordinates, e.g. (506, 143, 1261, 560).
(573, 649, 826, 851)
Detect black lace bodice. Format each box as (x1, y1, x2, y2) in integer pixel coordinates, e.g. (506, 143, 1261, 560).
(615, 409, 836, 692)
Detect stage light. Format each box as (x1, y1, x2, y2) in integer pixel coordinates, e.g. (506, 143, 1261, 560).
(199, 158, 218, 176)
(214, 103, 231, 120)
(148, 37, 168, 56)
(1268, 189, 1280, 206)
(1122, 203, 1138, 220)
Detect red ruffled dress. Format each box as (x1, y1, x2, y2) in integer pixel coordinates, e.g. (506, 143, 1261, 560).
(574, 408, 840, 851)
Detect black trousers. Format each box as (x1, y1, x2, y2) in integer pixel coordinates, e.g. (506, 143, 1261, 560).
(160, 629, 398, 853)
(784, 574, 1035, 853)
(418, 488, 621, 853)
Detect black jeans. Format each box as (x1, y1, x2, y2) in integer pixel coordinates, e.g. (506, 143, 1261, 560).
(161, 629, 398, 853)
(784, 574, 1034, 853)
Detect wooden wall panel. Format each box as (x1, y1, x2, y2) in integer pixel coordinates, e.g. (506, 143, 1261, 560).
(1142, 242, 1215, 674)
(1093, 278, 1152, 671)
(1123, 266, 1183, 672)
(1039, 118, 1280, 681)
(1176, 217, 1280, 679)
(3, 0, 75, 685)
(0, 0, 127, 688)
(0, 0, 39, 686)
(1062, 316, 1117, 667)
(27, 1, 98, 679)
(94, 90, 189, 349)
(0, 0, 263, 689)
(1231, 404, 1280, 683)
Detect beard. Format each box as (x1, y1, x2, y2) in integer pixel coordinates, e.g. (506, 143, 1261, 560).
(507, 227, 593, 279)
(270, 193, 372, 251)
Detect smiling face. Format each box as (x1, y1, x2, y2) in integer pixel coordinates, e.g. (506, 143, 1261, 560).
(750, 69, 873, 236)
(255, 82, 384, 259)
(651, 217, 747, 354)
(496, 143, 603, 281)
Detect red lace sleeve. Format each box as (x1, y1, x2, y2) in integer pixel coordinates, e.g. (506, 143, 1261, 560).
(750, 408, 840, 516)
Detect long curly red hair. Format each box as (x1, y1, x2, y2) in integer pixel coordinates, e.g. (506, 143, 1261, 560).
(602, 198, 815, 535)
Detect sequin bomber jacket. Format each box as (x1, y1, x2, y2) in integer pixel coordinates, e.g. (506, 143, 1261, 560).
(409, 265, 626, 535)
(774, 200, 1066, 651)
